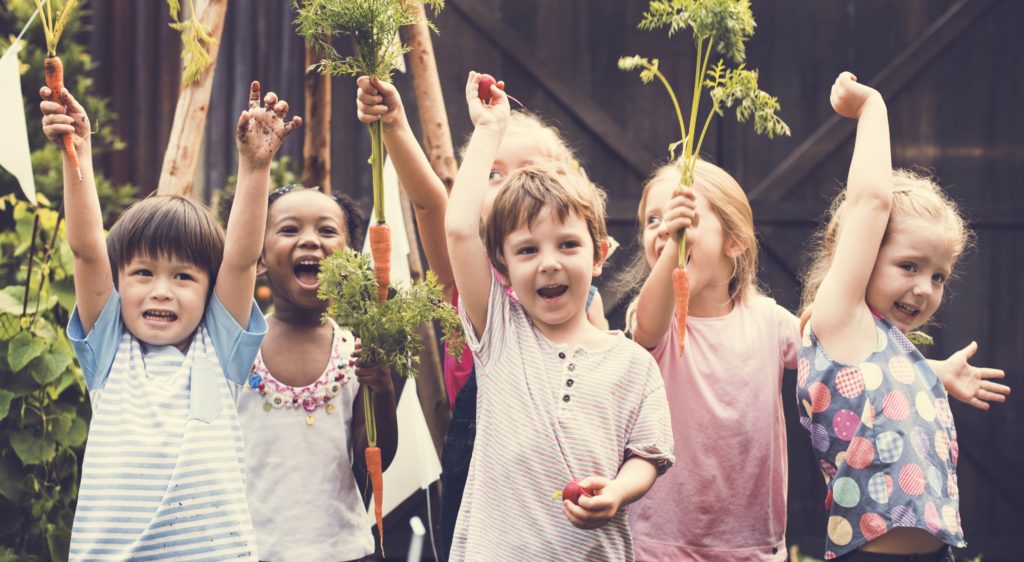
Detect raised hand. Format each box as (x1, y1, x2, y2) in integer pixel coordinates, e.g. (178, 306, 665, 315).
(356, 76, 405, 129)
(830, 71, 882, 120)
(40, 86, 90, 149)
(465, 71, 509, 133)
(236, 81, 302, 169)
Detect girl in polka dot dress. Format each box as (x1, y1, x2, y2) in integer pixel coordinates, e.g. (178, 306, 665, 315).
(797, 72, 1009, 561)
(624, 159, 801, 561)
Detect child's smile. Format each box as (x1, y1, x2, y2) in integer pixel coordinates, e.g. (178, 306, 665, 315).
(118, 255, 209, 352)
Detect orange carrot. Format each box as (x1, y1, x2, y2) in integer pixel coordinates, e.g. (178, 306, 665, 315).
(366, 445, 385, 551)
(672, 267, 689, 355)
(368, 222, 391, 301)
(44, 55, 82, 181)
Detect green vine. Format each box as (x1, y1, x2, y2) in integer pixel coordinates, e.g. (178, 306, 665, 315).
(619, 0, 790, 268)
(166, 0, 217, 86)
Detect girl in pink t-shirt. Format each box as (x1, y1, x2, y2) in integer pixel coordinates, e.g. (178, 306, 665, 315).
(624, 160, 800, 561)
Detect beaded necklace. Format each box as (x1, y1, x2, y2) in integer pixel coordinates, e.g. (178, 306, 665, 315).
(247, 327, 355, 426)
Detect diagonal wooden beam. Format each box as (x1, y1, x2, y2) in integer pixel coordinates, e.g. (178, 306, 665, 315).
(448, 0, 658, 177)
(746, 0, 1001, 203)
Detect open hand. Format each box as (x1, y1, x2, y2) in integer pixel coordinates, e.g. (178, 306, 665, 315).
(465, 71, 509, 133)
(830, 71, 883, 119)
(236, 81, 302, 169)
(562, 476, 622, 530)
(39, 87, 90, 149)
(936, 341, 1010, 410)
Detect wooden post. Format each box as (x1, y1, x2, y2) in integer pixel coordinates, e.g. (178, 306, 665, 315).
(303, 44, 332, 192)
(400, 4, 458, 192)
(399, 3, 459, 456)
(158, 0, 229, 197)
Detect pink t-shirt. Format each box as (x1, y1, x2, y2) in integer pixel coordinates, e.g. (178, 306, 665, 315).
(627, 295, 799, 562)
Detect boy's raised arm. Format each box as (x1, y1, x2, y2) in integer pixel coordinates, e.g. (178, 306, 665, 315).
(41, 87, 112, 333)
(218, 81, 301, 326)
(356, 76, 454, 294)
(445, 72, 508, 338)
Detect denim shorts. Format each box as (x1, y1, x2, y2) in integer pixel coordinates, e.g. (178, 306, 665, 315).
(835, 546, 954, 562)
(439, 370, 477, 560)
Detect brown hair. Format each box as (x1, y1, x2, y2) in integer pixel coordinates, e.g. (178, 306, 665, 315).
(618, 159, 761, 303)
(107, 194, 225, 293)
(799, 168, 972, 320)
(484, 162, 608, 280)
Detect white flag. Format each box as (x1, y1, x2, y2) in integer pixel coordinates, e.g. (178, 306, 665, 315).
(364, 156, 442, 523)
(0, 42, 37, 205)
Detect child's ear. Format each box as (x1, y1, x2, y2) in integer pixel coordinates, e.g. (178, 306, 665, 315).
(592, 239, 610, 277)
(725, 237, 747, 259)
(256, 253, 267, 277)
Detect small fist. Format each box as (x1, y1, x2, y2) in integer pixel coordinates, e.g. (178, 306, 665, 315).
(830, 71, 882, 119)
(661, 187, 699, 234)
(356, 76, 404, 128)
(465, 71, 509, 132)
(352, 342, 394, 395)
(39, 86, 90, 148)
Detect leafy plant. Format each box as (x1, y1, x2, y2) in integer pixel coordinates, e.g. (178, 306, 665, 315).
(318, 248, 463, 381)
(0, 194, 89, 562)
(166, 0, 217, 85)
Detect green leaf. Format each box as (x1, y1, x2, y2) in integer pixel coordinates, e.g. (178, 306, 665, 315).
(46, 521, 71, 562)
(51, 277, 75, 313)
(0, 390, 14, 422)
(29, 347, 71, 387)
(8, 331, 47, 372)
(31, 319, 57, 344)
(53, 416, 87, 448)
(0, 289, 22, 316)
(9, 430, 57, 465)
(0, 456, 25, 503)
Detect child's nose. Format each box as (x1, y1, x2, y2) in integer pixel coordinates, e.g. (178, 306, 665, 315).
(298, 232, 320, 248)
(539, 251, 561, 273)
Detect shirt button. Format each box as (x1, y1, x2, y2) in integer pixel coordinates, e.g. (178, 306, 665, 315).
(558, 352, 566, 359)
(568, 363, 575, 371)
(566, 379, 574, 387)
(562, 394, 571, 402)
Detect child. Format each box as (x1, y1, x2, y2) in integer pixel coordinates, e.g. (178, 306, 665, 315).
(442, 71, 674, 561)
(355, 74, 609, 556)
(797, 72, 1008, 560)
(623, 159, 801, 561)
(234, 184, 398, 561)
(42, 81, 300, 560)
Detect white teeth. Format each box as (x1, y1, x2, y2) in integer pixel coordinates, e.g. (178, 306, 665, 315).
(895, 303, 918, 315)
(144, 310, 175, 319)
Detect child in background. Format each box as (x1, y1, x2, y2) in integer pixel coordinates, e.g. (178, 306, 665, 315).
(234, 183, 397, 562)
(624, 159, 800, 561)
(443, 71, 673, 561)
(355, 74, 608, 557)
(797, 72, 1008, 561)
(42, 81, 300, 560)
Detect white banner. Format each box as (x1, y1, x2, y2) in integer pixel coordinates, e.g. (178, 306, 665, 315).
(0, 41, 37, 205)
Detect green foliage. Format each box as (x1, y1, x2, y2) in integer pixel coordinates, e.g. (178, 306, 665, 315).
(32, 0, 78, 56)
(639, 0, 755, 64)
(293, 0, 444, 80)
(318, 249, 464, 381)
(1, 0, 138, 225)
(166, 0, 217, 86)
(0, 196, 89, 562)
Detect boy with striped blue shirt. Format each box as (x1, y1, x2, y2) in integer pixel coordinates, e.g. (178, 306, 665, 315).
(41, 81, 301, 561)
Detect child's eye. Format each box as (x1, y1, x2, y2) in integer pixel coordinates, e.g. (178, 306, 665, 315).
(488, 170, 504, 182)
(646, 215, 662, 227)
(515, 246, 537, 256)
(279, 226, 298, 234)
(899, 262, 917, 273)
(131, 269, 153, 277)
(320, 227, 339, 236)
(175, 272, 194, 281)
(932, 272, 947, 284)
(561, 240, 582, 250)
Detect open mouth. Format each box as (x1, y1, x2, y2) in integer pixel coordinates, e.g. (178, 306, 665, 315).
(294, 258, 321, 288)
(537, 285, 568, 299)
(894, 302, 920, 317)
(143, 310, 177, 322)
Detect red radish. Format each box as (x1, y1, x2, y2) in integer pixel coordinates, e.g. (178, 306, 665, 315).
(477, 73, 524, 108)
(561, 478, 593, 505)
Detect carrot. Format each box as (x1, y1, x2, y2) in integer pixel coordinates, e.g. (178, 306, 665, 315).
(44, 55, 82, 181)
(365, 445, 385, 552)
(672, 266, 689, 355)
(368, 222, 391, 301)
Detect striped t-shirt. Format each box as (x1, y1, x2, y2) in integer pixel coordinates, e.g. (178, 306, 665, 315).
(67, 291, 266, 561)
(450, 275, 674, 562)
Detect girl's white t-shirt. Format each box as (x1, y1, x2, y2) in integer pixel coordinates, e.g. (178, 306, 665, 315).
(236, 319, 374, 562)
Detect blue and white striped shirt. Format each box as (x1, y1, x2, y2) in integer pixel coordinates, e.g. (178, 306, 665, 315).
(67, 291, 266, 561)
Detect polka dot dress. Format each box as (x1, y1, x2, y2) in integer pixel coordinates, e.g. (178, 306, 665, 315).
(796, 314, 965, 559)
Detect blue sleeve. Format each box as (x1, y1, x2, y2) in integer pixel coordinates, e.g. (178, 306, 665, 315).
(66, 291, 124, 391)
(586, 285, 597, 310)
(204, 293, 267, 385)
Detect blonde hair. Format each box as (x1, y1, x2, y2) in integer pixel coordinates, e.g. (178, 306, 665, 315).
(799, 169, 972, 322)
(618, 159, 761, 304)
(460, 110, 577, 166)
(485, 162, 608, 280)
